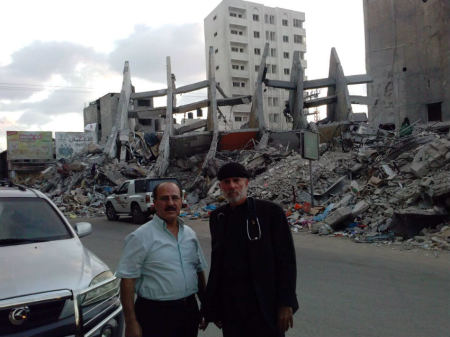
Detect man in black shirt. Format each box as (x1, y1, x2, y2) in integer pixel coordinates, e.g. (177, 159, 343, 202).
(205, 162, 298, 337)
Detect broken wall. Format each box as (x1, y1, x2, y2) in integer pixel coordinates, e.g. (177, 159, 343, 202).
(83, 93, 120, 144)
(364, 0, 450, 127)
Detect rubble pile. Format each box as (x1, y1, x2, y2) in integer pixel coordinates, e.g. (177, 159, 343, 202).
(194, 127, 450, 251)
(13, 124, 450, 251)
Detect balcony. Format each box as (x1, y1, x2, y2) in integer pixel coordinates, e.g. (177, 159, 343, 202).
(231, 87, 251, 96)
(228, 16, 247, 26)
(231, 69, 250, 78)
(229, 33, 248, 44)
(230, 51, 249, 62)
(295, 28, 306, 36)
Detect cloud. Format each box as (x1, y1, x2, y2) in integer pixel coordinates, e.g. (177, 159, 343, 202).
(0, 23, 207, 139)
(0, 41, 107, 101)
(109, 24, 206, 84)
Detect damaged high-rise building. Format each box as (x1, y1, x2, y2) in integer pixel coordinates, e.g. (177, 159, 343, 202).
(204, 0, 307, 131)
(363, 0, 450, 127)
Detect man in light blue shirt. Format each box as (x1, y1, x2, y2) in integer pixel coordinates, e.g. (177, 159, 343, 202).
(116, 182, 208, 337)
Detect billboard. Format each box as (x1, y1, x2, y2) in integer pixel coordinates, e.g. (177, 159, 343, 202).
(55, 132, 96, 160)
(6, 131, 53, 160)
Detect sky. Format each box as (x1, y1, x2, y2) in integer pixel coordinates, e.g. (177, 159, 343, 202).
(0, 0, 366, 151)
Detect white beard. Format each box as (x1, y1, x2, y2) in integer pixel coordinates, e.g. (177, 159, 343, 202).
(224, 186, 248, 204)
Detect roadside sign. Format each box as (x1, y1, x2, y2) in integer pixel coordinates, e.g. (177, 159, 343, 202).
(301, 130, 319, 160)
(6, 131, 53, 160)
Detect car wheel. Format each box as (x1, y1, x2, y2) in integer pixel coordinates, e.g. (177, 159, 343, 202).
(132, 204, 145, 224)
(106, 203, 119, 221)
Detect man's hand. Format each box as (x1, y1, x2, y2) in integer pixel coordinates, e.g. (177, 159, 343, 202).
(198, 317, 209, 330)
(278, 306, 293, 333)
(125, 319, 142, 337)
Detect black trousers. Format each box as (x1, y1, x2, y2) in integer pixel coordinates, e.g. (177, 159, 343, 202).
(135, 295, 200, 337)
(221, 301, 283, 337)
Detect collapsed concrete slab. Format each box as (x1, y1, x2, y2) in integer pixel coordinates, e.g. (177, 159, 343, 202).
(390, 208, 448, 239)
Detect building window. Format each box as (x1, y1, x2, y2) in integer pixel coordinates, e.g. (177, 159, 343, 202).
(231, 30, 238, 35)
(264, 14, 269, 23)
(266, 64, 271, 73)
(283, 35, 289, 43)
(230, 12, 237, 17)
(214, 32, 217, 37)
(215, 48, 218, 54)
(255, 65, 260, 72)
(282, 19, 288, 26)
(232, 64, 239, 70)
(137, 99, 151, 107)
(254, 48, 261, 55)
(284, 68, 290, 75)
(294, 35, 303, 44)
(241, 82, 245, 87)
(283, 52, 289, 59)
(253, 14, 259, 21)
(271, 65, 277, 73)
(239, 48, 244, 52)
(293, 19, 303, 28)
(300, 52, 305, 60)
(254, 31, 260, 38)
(235, 116, 242, 122)
(233, 82, 240, 87)
(231, 47, 238, 52)
(213, 15, 217, 20)
(265, 14, 275, 24)
(269, 113, 280, 123)
(240, 65, 245, 70)
(270, 48, 276, 57)
(266, 31, 276, 41)
(216, 65, 219, 70)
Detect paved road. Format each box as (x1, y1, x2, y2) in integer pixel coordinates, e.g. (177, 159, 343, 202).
(73, 216, 450, 337)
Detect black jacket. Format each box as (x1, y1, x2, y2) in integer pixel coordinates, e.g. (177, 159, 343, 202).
(204, 198, 299, 325)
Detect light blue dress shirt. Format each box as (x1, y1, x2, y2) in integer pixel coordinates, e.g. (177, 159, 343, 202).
(115, 215, 208, 301)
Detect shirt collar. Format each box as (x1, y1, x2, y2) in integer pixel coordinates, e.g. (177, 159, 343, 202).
(153, 214, 185, 230)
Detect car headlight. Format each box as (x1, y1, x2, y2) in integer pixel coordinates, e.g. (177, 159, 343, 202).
(81, 271, 119, 306)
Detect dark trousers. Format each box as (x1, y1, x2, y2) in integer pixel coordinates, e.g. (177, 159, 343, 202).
(221, 301, 283, 337)
(135, 295, 200, 337)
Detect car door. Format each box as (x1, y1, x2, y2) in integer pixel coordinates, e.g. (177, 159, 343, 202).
(114, 182, 130, 213)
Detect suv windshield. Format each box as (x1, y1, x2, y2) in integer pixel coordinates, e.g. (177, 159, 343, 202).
(0, 198, 72, 246)
(146, 178, 181, 193)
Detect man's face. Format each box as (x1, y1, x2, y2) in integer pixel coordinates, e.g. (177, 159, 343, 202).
(154, 183, 182, 224)
(219, 177, 249, 205)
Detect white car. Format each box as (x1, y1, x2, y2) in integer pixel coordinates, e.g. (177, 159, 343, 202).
(105, 177, 186, 224)
(0, 181, 123, 337)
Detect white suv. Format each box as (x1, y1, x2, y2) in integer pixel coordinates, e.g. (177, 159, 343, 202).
(105, 177, 187, 224)
(0, 181, 123, 337)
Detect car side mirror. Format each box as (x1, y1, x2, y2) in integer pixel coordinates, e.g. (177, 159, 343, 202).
(74, 222, 92, 238)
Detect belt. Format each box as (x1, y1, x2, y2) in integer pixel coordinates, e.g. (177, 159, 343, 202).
(137, 294, 196, 306)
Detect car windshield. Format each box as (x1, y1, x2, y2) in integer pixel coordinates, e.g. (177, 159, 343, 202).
(0, 198, 72, 246)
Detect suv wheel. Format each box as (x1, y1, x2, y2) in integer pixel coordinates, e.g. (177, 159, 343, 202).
(132, 204, 145, 224)
(106, 203, 119, 221)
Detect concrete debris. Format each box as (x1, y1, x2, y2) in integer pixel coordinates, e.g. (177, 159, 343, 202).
(13, 123, 450, 251)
